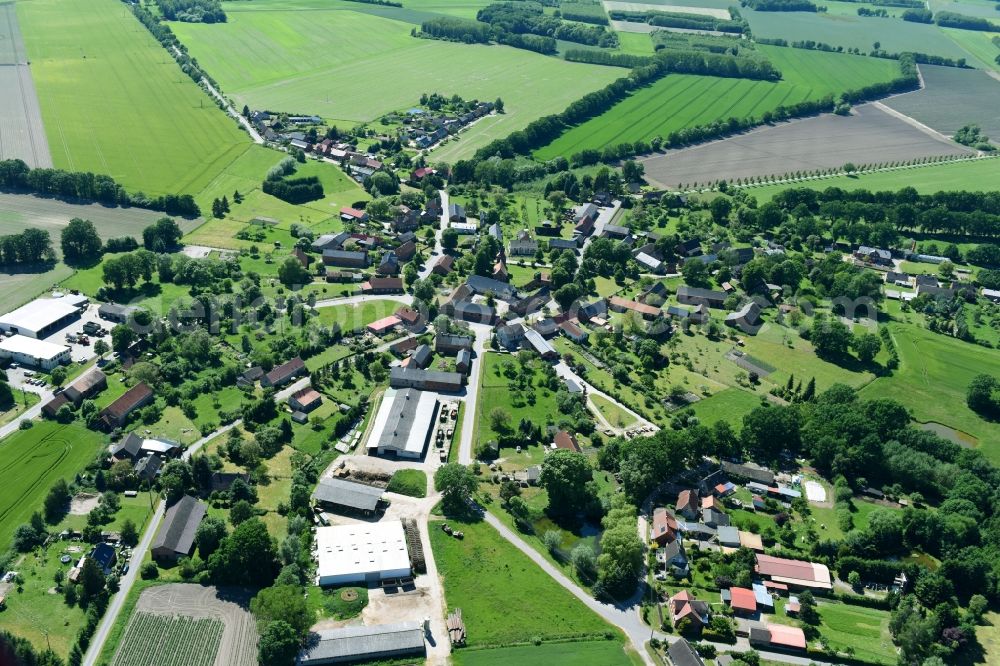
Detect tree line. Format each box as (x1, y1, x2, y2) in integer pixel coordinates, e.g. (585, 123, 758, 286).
(608, 9, 746, 34)
(741, 0, 819, 11)
(0, 158, 200, 217)
(934, 10, 1000, 31)
(772, 186, 1000, 243)
(755, 37, 969, 68)
(153, 0, 225, 23)
(477, 2, 619, 48)
(0, 228, 54, 267)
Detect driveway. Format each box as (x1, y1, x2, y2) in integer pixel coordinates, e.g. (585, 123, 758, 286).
(456, 323, 491, 464)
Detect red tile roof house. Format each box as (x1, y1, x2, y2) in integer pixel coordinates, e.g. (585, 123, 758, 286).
(261, 357, 306, 388)
(367, 315, 401, 337)
(289, 387, 322, 413)
(553, 430, 581, 452)
(728, 586, 757, 616)
(340, 206, 369, 223)
(668, 590, 709, 631)
(651, 507, 678, 546)
(99, 383, 154, 430)
(676, 489, 699, 520)
(608, 296, 661, 320)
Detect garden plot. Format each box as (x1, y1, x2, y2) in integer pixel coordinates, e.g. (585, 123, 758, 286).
(725, 349, 775, 377)
(641, 104, 973, 187)
(0, 3, 51, 167)
(112, 584, 259, 666)
(884, 64, 1000, 143)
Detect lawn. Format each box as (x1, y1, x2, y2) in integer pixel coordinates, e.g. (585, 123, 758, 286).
(17, 0, 249, 196)
(386, 469, 427, 498)
(452, 641, 635, 666)
(535, 48, 898, 160)
(751, 155, 1000, 200)
(687, 387, 762, 428)
(974, 611, 1000, 665)
(859, 321, 1000, 463)
(429, 514, 624, 648)
(0, 421, 106, 546)
(170, 0, 621, 161)
(314, 299, 406, 333)
(590, 392, 639, 429)
(475, 353, 563, 450)
(773, 599, 895, 664)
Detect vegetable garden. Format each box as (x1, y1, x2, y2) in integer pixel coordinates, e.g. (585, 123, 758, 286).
(111, 613, 224, 666)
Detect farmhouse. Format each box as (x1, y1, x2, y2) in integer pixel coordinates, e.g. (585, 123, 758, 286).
(725, 301, 762, 331)
(727, 586, 757, 616)
(315, 521, 411, 586)
(456, 349, 471, 374)
(608, 296, 660, 320)
(360, 277, 404, 295)
(323, 250, 369, 268)
(432, 254, 454, 276)
(99, 383, 154, 429)
(466, 275, 518, 301)
(0, 335, 71, 370)
(0, 298, 81, 339)
(298, 622, 425, 665)
(755, 553, 832, 590)
(496, 323, 525, 350)
(289, 387, 323, 413)
(677, 286, 727, 308)
(523, 328, 558, 360)
(668, 592, 709, 632)
(312, 477, 385, 515)
(721, 460, 774, 485)
(110, 433, 180, 462)
(152, 495, 207, 561)
(340, 206, 369, 223)
(854, 246, 892, 266)
(366, 388, 437, 459)
(262, 357, 306, 388)
(434, 333, 472, 354)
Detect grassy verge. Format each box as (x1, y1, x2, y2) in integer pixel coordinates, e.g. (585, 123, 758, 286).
(386, 469, 427, 498)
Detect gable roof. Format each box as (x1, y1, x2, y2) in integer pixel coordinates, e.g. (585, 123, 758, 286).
(730, 586, 757, 612)
(153, 495, 206, 556)
(755, 553, 832, 589)
(102, 383, 153, 422)
(312, 477, 384, 512)
(264, 357, 305, 386)
(668, 639, 705, 666)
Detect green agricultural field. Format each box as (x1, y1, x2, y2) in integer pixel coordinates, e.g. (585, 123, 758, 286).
(429, 515, 624, 648)
(743, 10, 972, 61)
(536, 48, 897, 159)
(940, 26, 1000, 71)
(860, 321, 1000, 463)
(751, 156, 1000, 200)
(17, 0, 249, 196)
(112, 613, 223, 666)
(0, 264, 74, 313)
(169, 0, 620, 161)
(0, 421, 105, 546)
(452, 642, 635, 666)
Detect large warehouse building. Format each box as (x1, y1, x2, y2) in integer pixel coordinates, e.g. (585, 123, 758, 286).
(298, 622, 426, 665)
(315, 521, 410, 586)
(0, 335, 71, 370)
(0, 298, 81, 339)
(366, 388, 437, 459)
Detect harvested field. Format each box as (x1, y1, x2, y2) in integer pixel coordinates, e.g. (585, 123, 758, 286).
(0, 263, 73, 313)
(114, 584, 258, 666)
(641, 104, 973, 187)
(0, 3, 51, 167)
(0, 192, 191, 241)
(885, 64, 1000, 143)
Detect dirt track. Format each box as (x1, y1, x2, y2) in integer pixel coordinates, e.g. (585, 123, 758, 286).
(131, 584, 259, 666)
(0, 3, 52, 168)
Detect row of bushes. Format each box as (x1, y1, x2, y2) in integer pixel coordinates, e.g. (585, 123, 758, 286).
(742, 0, 818, 11)
(756, 37, 968, 68)
(608, 9, 745, 34)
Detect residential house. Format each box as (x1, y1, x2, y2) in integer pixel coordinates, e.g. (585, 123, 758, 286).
(395, 240, 416, 262)
(676, 490, 699, 521)
(508, 237, 538, 257)
(395, 306, 423, 331)
(651, 507, 678, 546)
(432, 255, 454, 276)
(553, 430, 581, 452)
(411, 344, 432, 369)
(658, 539, 689, 577)
(496, 323, 525, 350)
(854, 246, 892, 266)
(434, 333, 473, 354)
(725, 301, 762, 332)
(728, 587, 757, 617)
(377, 251, 400, 276)
(134, 454, 163, 484)
(466, 275, 518, 302)
(676, 238, 703, 257)
(608, 296, 660, 320)
(703, 507, 730, 528)
(448, 203, 466, 222)
(289, 387, 322, 413)
(533, 318, 559, 338)
(455, 349, 471, 374)
(559, 320, 588, 343)
(668, 592, 709, 633)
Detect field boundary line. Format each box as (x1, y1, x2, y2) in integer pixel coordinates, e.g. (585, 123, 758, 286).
(871, 101, 954, 144)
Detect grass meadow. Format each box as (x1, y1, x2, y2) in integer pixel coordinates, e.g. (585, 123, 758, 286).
(17, 0, 249, 196)
(452, 642, 636, 666)
(744, 10, 972, 61)
(0, 421, 105, 546)
(751, 155, 1000, 199)
(429, 514, 624, 648)
(169, 0, 620, 161)
(859, 321, 1000, 463)
(535, 48, 897, 159)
